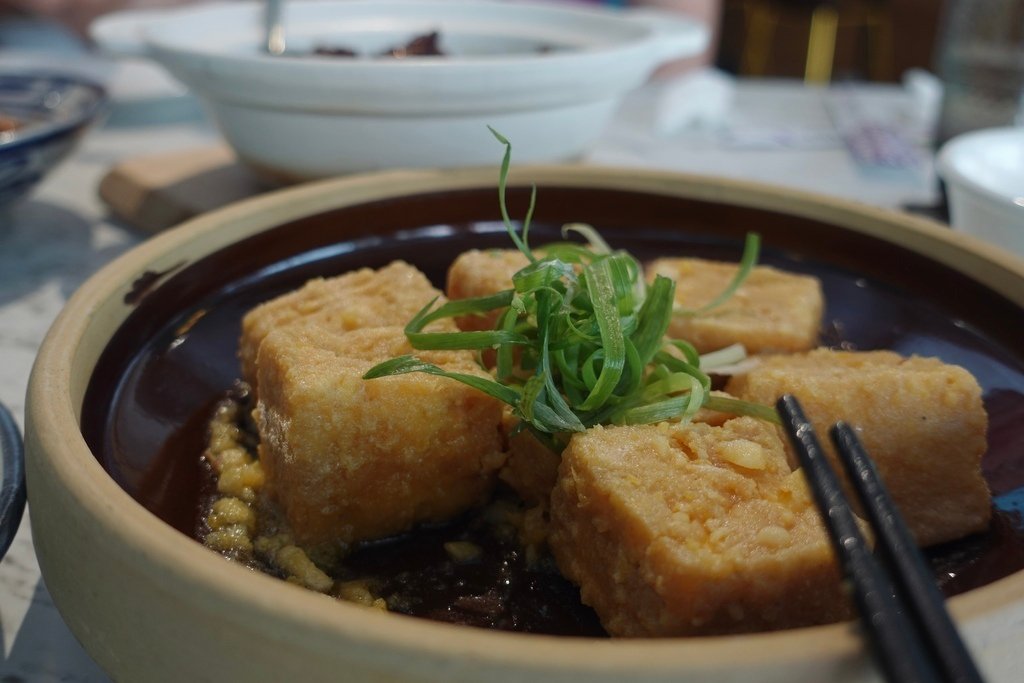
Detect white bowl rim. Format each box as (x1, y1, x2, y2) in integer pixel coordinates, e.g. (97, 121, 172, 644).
(936, 126, 1024, 212)
(27, 165, 1024, 678)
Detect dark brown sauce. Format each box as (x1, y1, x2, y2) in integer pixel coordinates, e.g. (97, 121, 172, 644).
(80, 189, 1024, 636)
(929, 509, 1024, 597)
(196, 389, 608, 635)
(123, 260, 187, 306)
(340, 512, 606, 636)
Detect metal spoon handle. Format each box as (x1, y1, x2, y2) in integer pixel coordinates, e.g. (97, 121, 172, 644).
(264, 0, 286, 55)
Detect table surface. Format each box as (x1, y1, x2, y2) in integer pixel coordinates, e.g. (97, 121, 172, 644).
(0, 43, 953, 682)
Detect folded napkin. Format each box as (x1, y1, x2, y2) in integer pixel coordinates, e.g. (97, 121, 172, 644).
(652, 67, 735, 135)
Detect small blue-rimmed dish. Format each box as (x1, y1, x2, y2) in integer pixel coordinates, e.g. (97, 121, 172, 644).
(0, 71, 106, 209)
(0, 401, 25, 561)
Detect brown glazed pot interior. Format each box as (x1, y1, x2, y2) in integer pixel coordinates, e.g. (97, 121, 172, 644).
(81, 181, 1024, 604)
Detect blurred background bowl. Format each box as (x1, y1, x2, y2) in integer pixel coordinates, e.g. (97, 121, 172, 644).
(0, 70, 106, 210)
(90, 0, 707, 181)
(937, 126, 1024, 257)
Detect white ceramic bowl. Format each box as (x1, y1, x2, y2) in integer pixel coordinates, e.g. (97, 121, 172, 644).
(937, 126, 1024, 257)
(90, 0, 707, 180)
(25, 164, 1024, 682)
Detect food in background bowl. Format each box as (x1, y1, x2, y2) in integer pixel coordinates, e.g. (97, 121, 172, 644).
(311, 30, 446, 58)
(0, 113, 22, 133)
(26, 166, 1024, 682)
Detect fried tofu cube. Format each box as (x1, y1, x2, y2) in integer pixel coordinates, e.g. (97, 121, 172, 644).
(255, 325, 506, 546)
(240, 261, 445, 389)
(549, 418, 851, 637)
(647, 258, 824, 354)
(498, 409, 561, 507)
(498, 392, 737, 508)
(446, 249, 530, 331)
(726, 349, 991, 547)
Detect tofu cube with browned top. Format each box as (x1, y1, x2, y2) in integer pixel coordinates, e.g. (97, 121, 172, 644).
(549, 417, 851, 637)
(726, 349, 991, 547)
(240, 260, 446, 389)
(255, 324, 505, 547)
(499, 392, 739, 509)
(647, 258, 823, 354)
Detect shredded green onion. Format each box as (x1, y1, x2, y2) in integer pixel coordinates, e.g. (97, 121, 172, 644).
(699, 343, 748, 370)
(363, 130, 777, 446)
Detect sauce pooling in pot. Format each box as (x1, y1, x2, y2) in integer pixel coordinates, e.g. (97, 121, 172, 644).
(188, 382, 1024, 633)
(194, 387, 608, 636)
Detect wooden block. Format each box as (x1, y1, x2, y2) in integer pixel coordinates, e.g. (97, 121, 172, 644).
(98, 145, 274, 234)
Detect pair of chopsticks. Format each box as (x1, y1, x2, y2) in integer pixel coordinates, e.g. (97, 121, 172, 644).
(776, 395, 986, 683)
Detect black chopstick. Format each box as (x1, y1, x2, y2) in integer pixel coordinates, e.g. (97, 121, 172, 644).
(829, 420, 986, 683)
(776, 395, 986, 683)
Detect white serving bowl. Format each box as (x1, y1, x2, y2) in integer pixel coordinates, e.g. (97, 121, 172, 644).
(937, 126, 1024, 257)
(90, 0, 707, 180)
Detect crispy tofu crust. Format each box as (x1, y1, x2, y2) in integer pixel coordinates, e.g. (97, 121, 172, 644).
(499, 392, 738, 508)
(255, 325, 505, 546)
(549, 418, 851, 637)
(726, 349, 991, 547)
(240, 261, 446, 389)
(446, 249, 530, 331)
(498, 409, 561, 507)
(647, 258, 824, 354)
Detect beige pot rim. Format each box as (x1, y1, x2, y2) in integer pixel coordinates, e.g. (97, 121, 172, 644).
(26, 164, 1024, 680)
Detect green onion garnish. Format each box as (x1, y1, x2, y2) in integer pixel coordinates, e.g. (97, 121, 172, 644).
(364, 130, 778, 447)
